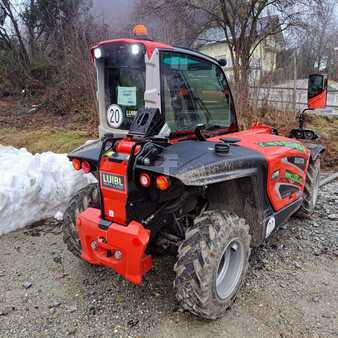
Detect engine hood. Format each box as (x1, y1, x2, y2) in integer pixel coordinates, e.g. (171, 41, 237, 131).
(137, 140, 266, 186)
(137, 126, 309, 186)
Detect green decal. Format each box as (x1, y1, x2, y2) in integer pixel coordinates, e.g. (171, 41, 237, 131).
(257, 141, 305, 152)
(285, 170, 302, 184)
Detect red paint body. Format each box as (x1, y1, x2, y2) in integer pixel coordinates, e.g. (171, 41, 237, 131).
(99, 156, 128, 224)
(78, 139, 153, 284)
(76, 208, 152, 285)
(115, 139, 135, 154)
(210, 124, 309, 211)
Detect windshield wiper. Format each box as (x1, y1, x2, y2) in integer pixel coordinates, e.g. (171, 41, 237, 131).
(180, 72, 211, 124)
(191, 95, 212, 123)
(193, 123, 228, 141)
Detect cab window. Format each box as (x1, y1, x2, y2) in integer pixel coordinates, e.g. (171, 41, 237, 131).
(103, 43, 146, 130)
(161, 51, 232, 132)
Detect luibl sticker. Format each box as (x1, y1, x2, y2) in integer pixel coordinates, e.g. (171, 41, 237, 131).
(101, 173, 125, 191)
(257, 141, 305, 152)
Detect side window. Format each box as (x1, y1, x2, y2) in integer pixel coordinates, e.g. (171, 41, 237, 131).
(161, 51, 232, 132)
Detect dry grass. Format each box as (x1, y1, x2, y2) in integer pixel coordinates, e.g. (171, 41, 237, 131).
(0, 128, 93, 154)
(0, 99, 336, 169)
(240, 104, 298, 132)
(306, 114, 338, 169)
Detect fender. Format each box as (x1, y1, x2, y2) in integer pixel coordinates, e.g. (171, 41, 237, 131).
(206, 175, 268, 246)
(306, 143, 325, 162)
(67, 139, 102, 170)
(136, 140, 266, 186)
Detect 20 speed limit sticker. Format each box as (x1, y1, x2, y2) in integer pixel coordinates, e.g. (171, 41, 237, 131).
(107, 104, 123, 128)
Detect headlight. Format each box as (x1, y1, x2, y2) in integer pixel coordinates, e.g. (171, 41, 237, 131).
(94, 47, 103, 59)
(131, 44, 140, 55)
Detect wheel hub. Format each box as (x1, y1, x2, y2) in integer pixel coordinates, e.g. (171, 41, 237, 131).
(216, 238, 244, 300)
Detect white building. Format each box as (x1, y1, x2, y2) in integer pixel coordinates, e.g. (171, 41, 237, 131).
(196, 17, 285, 82)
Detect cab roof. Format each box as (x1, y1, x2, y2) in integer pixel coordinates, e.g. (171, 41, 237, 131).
(91, 38, 173, 60)
(90, 38, 221, 68)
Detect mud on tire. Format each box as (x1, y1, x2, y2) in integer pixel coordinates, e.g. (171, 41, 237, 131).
(296, 158, 320, 219)
(174, 211, 251, 320)
(63, 183, 99, 258)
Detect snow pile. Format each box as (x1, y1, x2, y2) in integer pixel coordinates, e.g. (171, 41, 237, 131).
(0, 146, 96, 235)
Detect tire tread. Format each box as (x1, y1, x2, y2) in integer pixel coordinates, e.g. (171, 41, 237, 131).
(296, 158, 320, 218)
(174, 210, 251, 319)
(62, 183, 99, 258)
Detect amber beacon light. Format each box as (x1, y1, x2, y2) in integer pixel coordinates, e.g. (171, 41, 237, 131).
(132, 24, 148, 36)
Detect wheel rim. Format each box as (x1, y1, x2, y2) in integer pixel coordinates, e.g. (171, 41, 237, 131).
(216, 238, 244, 300)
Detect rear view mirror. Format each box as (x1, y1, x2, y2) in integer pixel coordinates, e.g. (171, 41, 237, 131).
(308, 74, 328, 109)
(289, 128, 319, 140)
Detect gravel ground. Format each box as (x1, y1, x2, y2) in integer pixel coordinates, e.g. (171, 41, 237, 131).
(0, 178, 337, 338)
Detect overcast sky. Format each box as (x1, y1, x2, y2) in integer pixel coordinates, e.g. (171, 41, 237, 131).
(92, 0, 136, 26)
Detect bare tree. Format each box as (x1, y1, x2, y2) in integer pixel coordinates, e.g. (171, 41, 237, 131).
(0, 0, 30, 65)
(191, 0, 306, 114)
(290, 0, 338, 79)
(135, 0, 307, 115)
(0, 0, 99, 118)
(135, 0, 211, 47)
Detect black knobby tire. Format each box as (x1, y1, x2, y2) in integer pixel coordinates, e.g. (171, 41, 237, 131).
(63, 183, 99, 258)
(296, 158, 320, 219)
(174, 211, 251, 320)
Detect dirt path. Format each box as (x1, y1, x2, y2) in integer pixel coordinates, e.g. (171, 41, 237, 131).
(0, 180, 337, 338)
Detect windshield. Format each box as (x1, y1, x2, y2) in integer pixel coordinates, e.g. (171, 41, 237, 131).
(103, 43, 146, 130)
(161, 51, 232, 133)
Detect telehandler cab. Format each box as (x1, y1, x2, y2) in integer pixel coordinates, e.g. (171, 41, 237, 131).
(63, 26, 326, 319)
